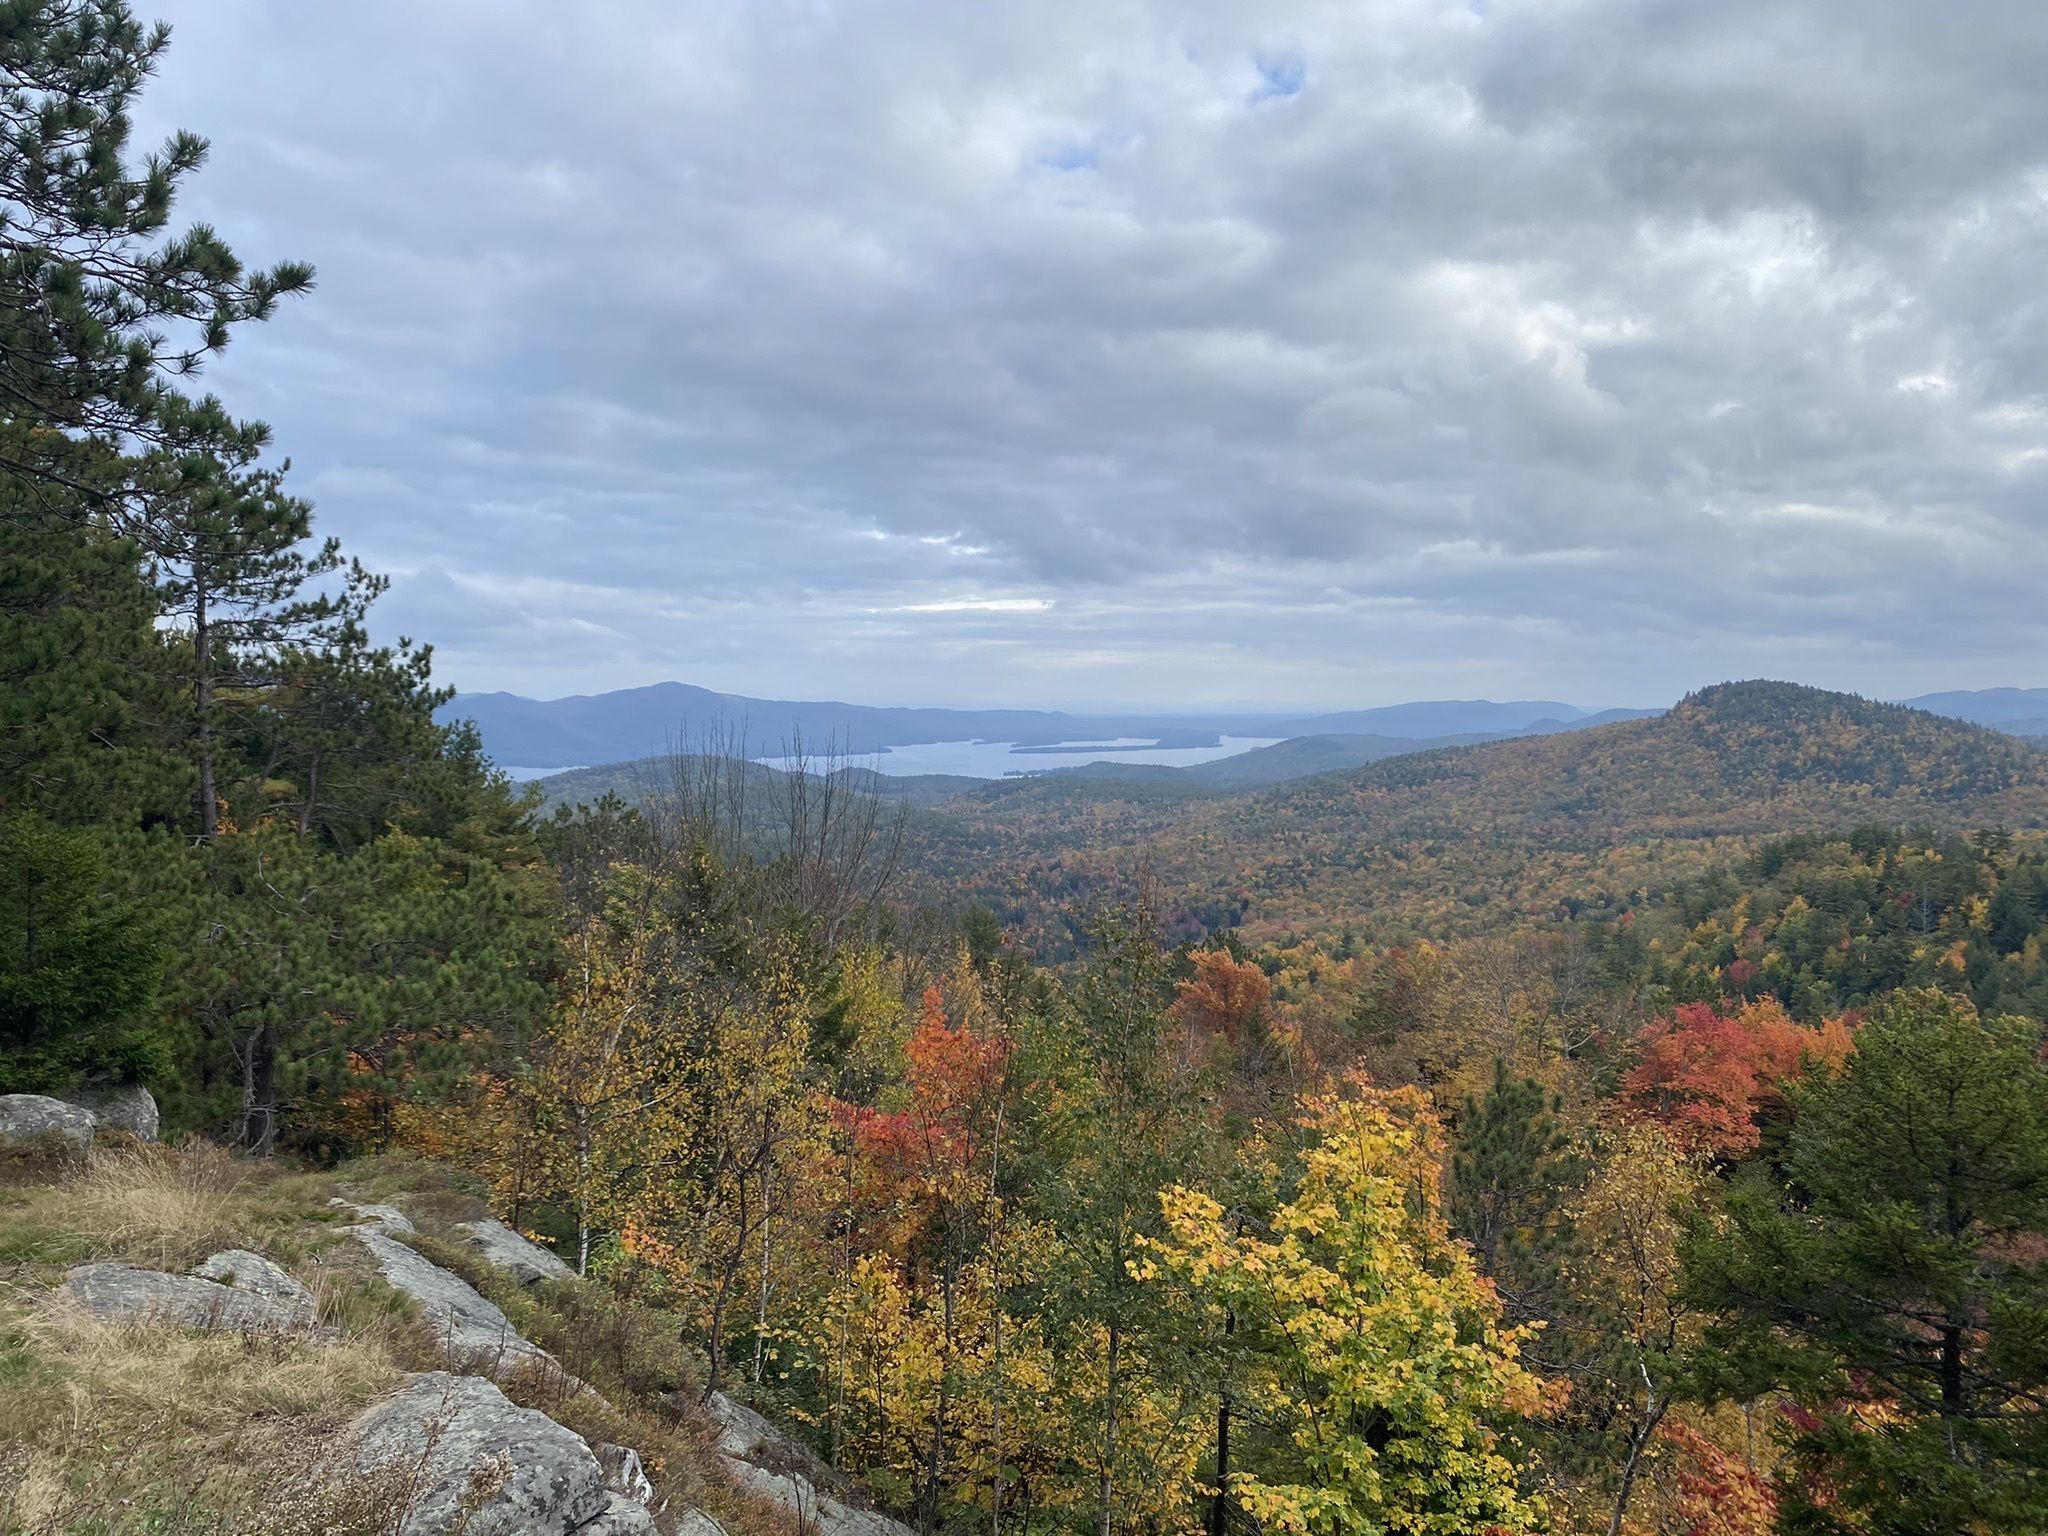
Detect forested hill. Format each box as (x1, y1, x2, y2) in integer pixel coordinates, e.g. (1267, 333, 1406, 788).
(910, 681, 2048, 949)
(1271, 679, 2048, 836)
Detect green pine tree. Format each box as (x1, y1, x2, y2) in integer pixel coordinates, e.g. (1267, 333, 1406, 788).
(0, 811, 165, 1092)
(1687, 988, 2048, 1535)
(0, 0, 310, 498)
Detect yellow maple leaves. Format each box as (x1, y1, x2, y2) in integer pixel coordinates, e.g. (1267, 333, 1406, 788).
(1142, 1080, 1544, 1536)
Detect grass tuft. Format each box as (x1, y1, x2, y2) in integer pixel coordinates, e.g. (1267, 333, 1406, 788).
(67, 1143, 247, 1270)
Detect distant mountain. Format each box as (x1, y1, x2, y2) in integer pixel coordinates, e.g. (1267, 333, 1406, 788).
(1519, 707, 1667, 733)
(450, 681, 1658, 772)
(1272, 699, 1587, 737)
(529, 754, 986, 813)
(1262, 681, 2048, 834)
(1903, 686, 2048, 732)
(1132, 731, 1518, 787)
(909, 681, 2048, 951)
(445, 682, 1288, 770)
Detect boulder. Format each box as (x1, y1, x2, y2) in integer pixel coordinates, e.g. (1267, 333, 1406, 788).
(342, 1372, 655, 1536)
(0, 1094, 96, 1155)
(708, 1391, 915, 1536)
(350, 1226, 552, 1377)
(583, 1493, 662, 1535)
(329, 1197, 415, 1234)
(61, 1084, 159, 1141)
(191, 1249, 319, 1329)
(459, 1215, 576, 1287)
(672, 1512, 729, 1536)
(62, 1262, 312, 1336)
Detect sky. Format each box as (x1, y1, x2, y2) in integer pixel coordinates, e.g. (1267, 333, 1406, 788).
(135, 0, 2048, 711)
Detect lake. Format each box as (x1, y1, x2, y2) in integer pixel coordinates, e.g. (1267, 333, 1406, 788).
(754, 735, 1286, 779)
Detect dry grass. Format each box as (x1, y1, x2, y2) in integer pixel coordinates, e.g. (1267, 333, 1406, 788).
(65, 1143, 248, 1269)
(0, 1142, 822, 1536)
(0, 1301, 407, 1534)
(0, 1144, 452, 1533)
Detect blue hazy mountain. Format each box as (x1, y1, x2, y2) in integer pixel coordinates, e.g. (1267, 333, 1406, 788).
(442, 683, 1655, 770)
(1903, 687, 2048, 736)
(1269, 699, 1584, 737)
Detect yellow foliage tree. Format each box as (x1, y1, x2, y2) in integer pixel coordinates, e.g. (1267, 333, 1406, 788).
(794, 1241, 1072, 1527)
(620, 939, 819, 1391)
(1141, 1081, 1545, 1536)
(1561, 1120, 1704, 1536)
(523, 873, 685, 1274)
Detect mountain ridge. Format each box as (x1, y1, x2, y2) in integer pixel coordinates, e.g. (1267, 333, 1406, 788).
(906, 681, 2048, 950)
(447, 683, 1654, 770)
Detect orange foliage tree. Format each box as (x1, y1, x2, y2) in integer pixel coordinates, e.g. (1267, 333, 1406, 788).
(1659, 1419, 1777, 1536)
(1169, 950, 1271, 1044)
(1618, 999, 1853, 1158)
(823, 977, 1016, 1527)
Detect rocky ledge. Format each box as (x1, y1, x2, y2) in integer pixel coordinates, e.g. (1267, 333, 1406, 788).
(62, 1249, 319, 1335)
(42, 1181, 916, 1536)
(343, 1371, 654, 1536)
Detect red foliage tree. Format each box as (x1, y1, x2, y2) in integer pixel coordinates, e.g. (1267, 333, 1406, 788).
(842, 985, 1009, 1221)
(1619, 998, 1853, 1158)
(1660, 1419, 1777, 1536)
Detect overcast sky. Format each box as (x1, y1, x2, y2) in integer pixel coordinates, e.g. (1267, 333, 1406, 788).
(138, 0, 2047, 710)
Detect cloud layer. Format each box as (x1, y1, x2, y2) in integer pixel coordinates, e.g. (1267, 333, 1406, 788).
(138, 0, 2048, 707)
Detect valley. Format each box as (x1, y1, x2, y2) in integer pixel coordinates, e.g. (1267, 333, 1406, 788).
(8, 9, 2048, 1535)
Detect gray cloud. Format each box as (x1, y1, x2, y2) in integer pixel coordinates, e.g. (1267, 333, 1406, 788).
(134, 0, 2048, 708)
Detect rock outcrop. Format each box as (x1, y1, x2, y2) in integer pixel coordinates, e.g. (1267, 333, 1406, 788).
(709, 1391, 916, 1536)
(0, 1094, 97, 1154)
(324, 1199, 858, 1536)
(191, 1248, 320, 1328)
(343, 1371, 654, 1536)
(349, 1225, 553, 1377)
(595, 1441, 655, 1507)
(330, 1197, 416, 1233)
(459, 1215, 576, 1287)
(62, 1259, 313, 1335)
(59, 1084, 159, 1141)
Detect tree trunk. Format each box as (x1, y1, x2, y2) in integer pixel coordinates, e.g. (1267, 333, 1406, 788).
(923, 1243, 959, 1535)
(1605, 1390, 1667, 1536)
(1940, 1320, 1964, 1456)
(194, 577, 217, 841)
(576, 1112, 593, 1277)
(1099, 1320, 1121, 1536)
(296, 749, 320, 837)
(1210, 1310, 1234, 1536)
(703, 1174, 751, 1398)
(704, 1273, 731, 1397)
(831, 1130, 858, 1467)
(241, 1023, 278, 1153)
(751, 1160, 773, 1385)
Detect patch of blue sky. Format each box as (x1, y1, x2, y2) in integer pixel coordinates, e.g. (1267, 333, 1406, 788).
(1039, 141, 1099, 172)
(1251, 54, 1305, 103)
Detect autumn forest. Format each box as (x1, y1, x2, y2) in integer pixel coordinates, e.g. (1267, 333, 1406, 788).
(4, 8, 2048, 1536)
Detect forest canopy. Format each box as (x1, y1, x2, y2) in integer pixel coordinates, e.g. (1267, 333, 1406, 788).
(2, 8, 2045, 1536)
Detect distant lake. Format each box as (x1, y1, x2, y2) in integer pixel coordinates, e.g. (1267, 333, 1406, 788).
(756, 736, 1286, 779)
